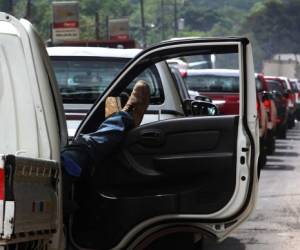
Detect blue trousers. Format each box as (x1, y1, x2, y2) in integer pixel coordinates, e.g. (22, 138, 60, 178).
(61, 111, 134, 177)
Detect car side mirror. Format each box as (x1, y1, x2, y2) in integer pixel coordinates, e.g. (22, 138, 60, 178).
(183, 99, 218, 116)
(194, 95, 212, 103)
(191, 100, 218, 116)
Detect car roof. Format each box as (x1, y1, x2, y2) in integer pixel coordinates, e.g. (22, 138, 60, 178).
(187, 68, 239, 76)
(47, 46, 142, 58)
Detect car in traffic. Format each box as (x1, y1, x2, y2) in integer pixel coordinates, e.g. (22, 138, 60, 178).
(256, 73, 277, 155)
(48, 47, 218, 138)
(279, 76, 296, 128)
(289, 78, 300, 120)
(47, 47, 141, 137)
(183, 69, 240, 115)
(264, 76, 290, 138)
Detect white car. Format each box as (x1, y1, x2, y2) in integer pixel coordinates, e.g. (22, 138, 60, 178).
(0, 12, 259, 250)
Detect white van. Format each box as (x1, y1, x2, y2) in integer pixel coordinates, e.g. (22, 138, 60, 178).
(0, 13, 259, 249)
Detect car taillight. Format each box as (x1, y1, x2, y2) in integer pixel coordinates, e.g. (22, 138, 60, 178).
(276, 117, 282, 124)
(257, 101, 262, 120)
(0, 168, 4, 200)
(263, 99, 271, 109)
(180, 70, 187, 78)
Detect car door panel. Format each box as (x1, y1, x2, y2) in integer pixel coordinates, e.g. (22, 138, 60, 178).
(75, 115, 238, 248)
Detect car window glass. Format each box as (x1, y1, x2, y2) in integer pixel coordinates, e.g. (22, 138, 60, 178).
(266, 80, 283, 93)
(168, 52, 240, 116)
(185, 74, 239, 92)
(126, 66, 164, 105)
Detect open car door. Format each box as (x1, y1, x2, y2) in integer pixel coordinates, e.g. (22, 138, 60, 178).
(72, 38, 259, 249)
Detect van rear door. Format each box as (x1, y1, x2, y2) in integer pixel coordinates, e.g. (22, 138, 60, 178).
(0, 12, 66, 248)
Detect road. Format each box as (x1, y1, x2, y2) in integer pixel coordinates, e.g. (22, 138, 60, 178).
(203, 122, 300, 250)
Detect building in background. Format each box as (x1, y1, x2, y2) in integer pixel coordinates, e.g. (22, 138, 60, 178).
(263, 54, 300, 78)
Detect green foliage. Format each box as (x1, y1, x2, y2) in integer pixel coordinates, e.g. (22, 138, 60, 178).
(4, 0, 300, 71)
(183, 6, 222, 32)
(242, 0, 300, 66)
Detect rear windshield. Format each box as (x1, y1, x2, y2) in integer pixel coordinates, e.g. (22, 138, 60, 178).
(266, 79, 284, 93)
(51, 56, 164, 104)
(185, 74, 239, 92)
(51, 56, 129, 104)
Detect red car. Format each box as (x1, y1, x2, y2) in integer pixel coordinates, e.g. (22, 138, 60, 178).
(184, 69, 239, 115)
(264, 76, 289, 138)
(256, 74, 277, 154)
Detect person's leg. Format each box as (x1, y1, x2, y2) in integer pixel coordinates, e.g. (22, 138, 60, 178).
(61, 80, 150, 177)
(61, 111, 134, 177)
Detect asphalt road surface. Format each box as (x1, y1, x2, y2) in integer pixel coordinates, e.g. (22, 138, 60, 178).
(203, 122, 300, 250)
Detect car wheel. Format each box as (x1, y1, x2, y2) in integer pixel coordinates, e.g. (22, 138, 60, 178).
(266, 130, 276, 155)
(277, 125, 287, 139)
(287, 114, 295, 129)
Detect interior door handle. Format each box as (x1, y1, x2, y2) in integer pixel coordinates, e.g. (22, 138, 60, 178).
(139, 129, 164, 147)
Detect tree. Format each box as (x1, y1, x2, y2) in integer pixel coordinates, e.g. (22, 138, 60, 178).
(242, 0, 300, 64)
(183, 6, 222, 32)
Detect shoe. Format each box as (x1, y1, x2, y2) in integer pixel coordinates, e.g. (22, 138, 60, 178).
(105, 92, 130, 118)
(105, 96, 122, 118)
(122, 80, 150, 127)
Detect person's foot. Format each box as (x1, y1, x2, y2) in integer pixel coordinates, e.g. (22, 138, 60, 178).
(122, 80, 150, 127)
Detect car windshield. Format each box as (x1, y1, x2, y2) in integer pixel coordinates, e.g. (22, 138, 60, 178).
(51, 57, 129, 103)
(185, 74, 239, 92)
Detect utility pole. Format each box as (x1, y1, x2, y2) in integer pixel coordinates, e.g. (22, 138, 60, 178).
(25, 0, 32, 20)
(8, 0, 13, 15)
(174, 0, 178, 37)
(161, 0, 165, 41)
(140, 0, 146, 48)
(105, 16, 109, 40)
(95, 12, 100, 40)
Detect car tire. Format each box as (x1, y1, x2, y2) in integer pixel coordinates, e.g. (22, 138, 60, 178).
(287, 114, 295, 129)
(277, 124, 287, 139)
(266, 130, 276, 155)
